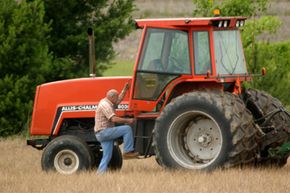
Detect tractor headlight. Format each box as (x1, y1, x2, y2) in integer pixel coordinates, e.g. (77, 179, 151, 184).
(213, 19, 232, 28)
(218, 21, 223, 28)
(240, 20, 245, 27)
(236, 20, 245, 27)
(223, 20, 228, 27)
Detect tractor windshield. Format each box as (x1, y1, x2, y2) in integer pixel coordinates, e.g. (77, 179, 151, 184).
(213, 30, 247, 75)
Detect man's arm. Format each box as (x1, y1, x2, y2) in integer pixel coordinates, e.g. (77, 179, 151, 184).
(116, 82, 130, 105)
(111, 116, 134, 125)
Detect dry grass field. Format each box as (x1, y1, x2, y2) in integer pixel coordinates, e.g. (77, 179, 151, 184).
(0, 137, 289, 193)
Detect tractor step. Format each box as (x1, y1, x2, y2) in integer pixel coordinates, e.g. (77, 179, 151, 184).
(27, 138, 50, 150)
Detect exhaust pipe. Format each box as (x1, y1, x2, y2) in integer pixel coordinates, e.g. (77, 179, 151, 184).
(87, 27, 96, 77)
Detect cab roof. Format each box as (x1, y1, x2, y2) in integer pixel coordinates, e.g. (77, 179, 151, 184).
(135, 17, 246, 28)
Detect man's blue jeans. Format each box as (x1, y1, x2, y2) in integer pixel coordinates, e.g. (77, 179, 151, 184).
(95, 125, 134, 173)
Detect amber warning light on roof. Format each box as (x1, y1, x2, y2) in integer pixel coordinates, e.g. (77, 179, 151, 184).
(213, 9, 221, 17)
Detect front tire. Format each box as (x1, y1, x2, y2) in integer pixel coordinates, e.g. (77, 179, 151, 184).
(153, 91, 258, 170)
(41, 135, 92, 174)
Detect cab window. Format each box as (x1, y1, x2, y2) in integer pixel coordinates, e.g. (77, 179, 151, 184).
(134, 28, 191, 100)
(193, 31, 212, 75)
(138, 28, 191, 74)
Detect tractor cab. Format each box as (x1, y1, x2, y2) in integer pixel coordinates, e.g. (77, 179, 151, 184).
(131, 17, 247, 112)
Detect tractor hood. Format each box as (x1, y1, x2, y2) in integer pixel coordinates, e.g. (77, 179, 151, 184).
(30, 76, 132, 135)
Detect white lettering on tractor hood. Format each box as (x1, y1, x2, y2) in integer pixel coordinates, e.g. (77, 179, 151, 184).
(61, 105, 97, 111)
(61, 104, 128, 112)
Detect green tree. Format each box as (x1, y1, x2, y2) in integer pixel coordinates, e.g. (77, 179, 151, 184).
(0, 0, 135, 137)
(249, 42, 290, 106)
(43, 0, 135, 77)
(192, 0, 268, 17)
(0, 0, 52, 136)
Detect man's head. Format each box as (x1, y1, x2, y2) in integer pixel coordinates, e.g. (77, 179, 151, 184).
(106, 89, 119, 104)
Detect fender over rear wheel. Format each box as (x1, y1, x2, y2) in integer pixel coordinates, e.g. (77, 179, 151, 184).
(153, 90, 258, 170)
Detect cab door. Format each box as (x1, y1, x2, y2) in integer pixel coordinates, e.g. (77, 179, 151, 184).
(130, 27, 192, 112)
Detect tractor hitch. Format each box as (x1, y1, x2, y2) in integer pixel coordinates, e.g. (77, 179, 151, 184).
(27, 138, 50, 150)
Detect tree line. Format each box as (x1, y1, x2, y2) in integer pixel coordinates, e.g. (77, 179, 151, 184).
(0, 0, 134, 137)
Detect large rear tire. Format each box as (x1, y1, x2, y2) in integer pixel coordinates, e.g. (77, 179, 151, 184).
(41, 135, 92, 174)
(153, 90, 258, 170)
(244, 89, 290, 167)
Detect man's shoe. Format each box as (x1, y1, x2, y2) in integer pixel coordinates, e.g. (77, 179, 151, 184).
(123, 151, 139, 159)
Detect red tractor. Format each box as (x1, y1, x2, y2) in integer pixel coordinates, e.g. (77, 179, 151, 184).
(27, 16, 290, 174)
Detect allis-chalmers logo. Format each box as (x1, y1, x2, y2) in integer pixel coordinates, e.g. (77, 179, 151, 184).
(61, 104, 128, 112)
